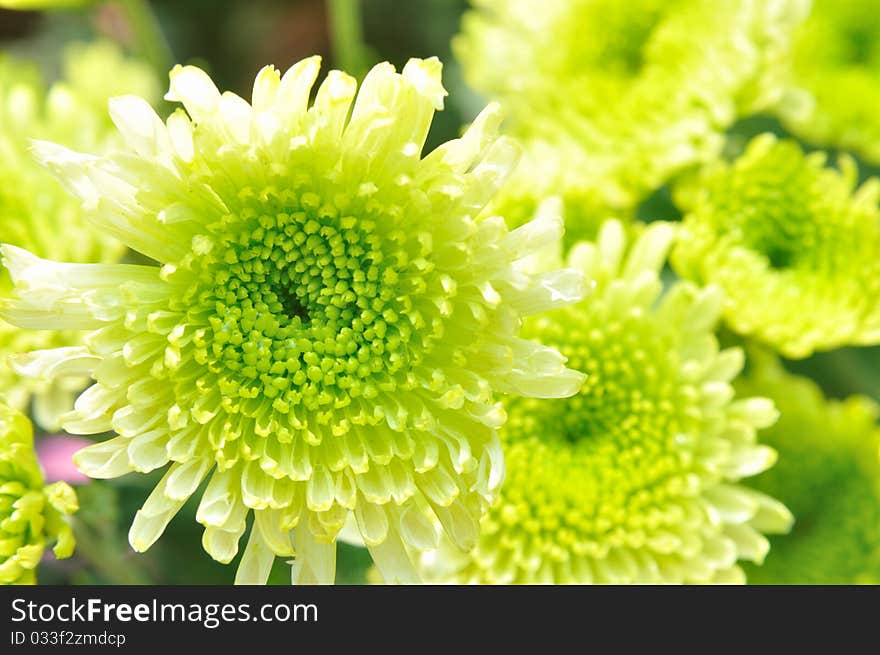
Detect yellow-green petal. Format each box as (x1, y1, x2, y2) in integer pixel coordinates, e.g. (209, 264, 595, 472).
(0, 41, 159, 427)
(0, 402, 78, 585)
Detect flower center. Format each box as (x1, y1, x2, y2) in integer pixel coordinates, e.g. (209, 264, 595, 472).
(186, 191, 419, 412)
(735, 190, 832, 271)
(216, 211, 375, 336)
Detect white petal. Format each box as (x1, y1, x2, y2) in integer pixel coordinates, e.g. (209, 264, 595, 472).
(597, 220, 626, 276)
(29, 140, 100, 208)
(507, 196, 564, 262)
(10, 347, 99, 384)
(74, 436, 133, 478)
(129, 466, 186, 552)
(165, 65, 221, 123)
(235, 526, 276, 585)
(745, 490, 794, 534)
(252, 65, 280, 113)
(398, 505, 439, 551)
(32, 385, 78, 432)
(196, 468, 241, 528)
(165, 457, 212, 501)
(255, 509, 295, 556)
(127, 429, 170, 473)
(433, 500, 480, 551)
(725, 523, 770, 564)
(335, 512, 365, 547)
(166, 110, 195, 162)
(729, 397, 779, 429)
(277, 56, 322, 125)
(354, 501, 389, 546)
(290, 528, 337, 585)
(367, 527, 420, 584)
(308, 70, 357, 142)
(219, 91, 253, 144)
(704, 484, 759, 525)
(202, 525, 246, 564)
(109, 95, 171, 158)
(622, 222, 675, 279)
(510, 268, 586, 315)
(401, 57, 447, 110)
(423, 102, 503, 173)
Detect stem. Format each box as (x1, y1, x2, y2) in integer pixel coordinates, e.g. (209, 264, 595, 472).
(115, 0, 175, 78)
(73, 522, 151, 585)
(327, 0, 370, 77)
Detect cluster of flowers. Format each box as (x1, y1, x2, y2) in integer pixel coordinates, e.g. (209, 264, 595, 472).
(2, 0, 880, 584)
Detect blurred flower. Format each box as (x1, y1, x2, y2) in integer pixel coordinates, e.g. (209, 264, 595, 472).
(454, 0, 808, 240)
(418, 219, 791, 584)
(0, 401, 78, 585)
(35, 436, 92, 485)
(0, 57, 586, 584)
(736, 351, 880, 584)
(672, 134, 880, 359)
(774, 0, 880, 164)
(0, 40, 159, 428)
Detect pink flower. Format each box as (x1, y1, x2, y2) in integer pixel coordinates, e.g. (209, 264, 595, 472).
(36, 436, 92, 485)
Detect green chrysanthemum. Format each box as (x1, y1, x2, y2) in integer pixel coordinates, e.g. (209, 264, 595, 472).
(0, 41, 159, 426)
(775, 0, 880, 164)
(0, 57, 587, 584)
(418, 219, 792, 584)
(454, 0, 807, 239)
(672, 134, 880, 359)
(736, 352, 880, 584)
(0, 401, 78, 585)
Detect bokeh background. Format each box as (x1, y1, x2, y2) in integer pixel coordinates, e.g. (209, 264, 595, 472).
(2, 0, 880, 584)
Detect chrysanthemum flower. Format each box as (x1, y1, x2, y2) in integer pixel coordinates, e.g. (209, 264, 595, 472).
(454, 0, 807, 238)
(0, 401, 78, 585)
(736, 351, 880, 584)
(0, 57, 586, 583)
(774, 0, 880, 164)
(672, 134, 880, 359)
(418, 219, 792, 584)
(0, 42, 158, 426)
